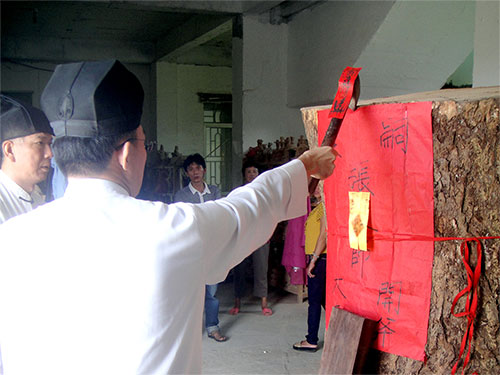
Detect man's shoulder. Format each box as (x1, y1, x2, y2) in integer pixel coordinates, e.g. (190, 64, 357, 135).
(0, 199, 41, 231)
(173, 186, 192, 202)
(0, 177, 11, 196)
(207, 184, 220, 193)
(176, 185, 191, 194)
(0, 170, 32, 202)
(0, 172, 22, 220)
(0, 171, 15, 193)
(204, 184, 221, 200)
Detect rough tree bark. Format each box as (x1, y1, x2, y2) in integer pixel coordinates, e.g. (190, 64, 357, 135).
(301, 87, 499, 374)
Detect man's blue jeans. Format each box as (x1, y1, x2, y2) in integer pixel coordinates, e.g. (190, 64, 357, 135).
(205, 284, 220, 334)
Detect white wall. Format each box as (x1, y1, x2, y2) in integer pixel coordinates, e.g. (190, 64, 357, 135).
(287, 0, 395, 107)
(156, 62, 232, 155)
(242, 16, 304, 152)
(354, 0, 475, 99)
(156, 63, 178, 153)
(1, 61, 56, 107)
(473, 0, 500, 87)
(287, 0, 478, 105)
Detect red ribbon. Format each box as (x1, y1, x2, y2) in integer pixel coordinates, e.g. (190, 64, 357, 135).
(331, 232, 498, 374)
(380, 234, 491, 375)
(450, 238, 482, 375)
(328, 67, 362, 119)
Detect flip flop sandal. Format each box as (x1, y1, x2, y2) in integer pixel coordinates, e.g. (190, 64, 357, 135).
(208, 331, 228, 342)
(229, 307, 240, 315)
(262, 307, 273, 316)
(293, 341, 318, 352)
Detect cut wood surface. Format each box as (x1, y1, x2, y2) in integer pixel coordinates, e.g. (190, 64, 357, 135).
(319, 308, 377, 375)
(301, 87, 500, 374)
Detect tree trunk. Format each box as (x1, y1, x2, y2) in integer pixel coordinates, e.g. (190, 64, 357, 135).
(301, 87, 500, 374)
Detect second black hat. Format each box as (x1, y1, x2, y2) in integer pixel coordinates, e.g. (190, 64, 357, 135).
(41, 60, 144, 138)
(1, 95, 54, 143)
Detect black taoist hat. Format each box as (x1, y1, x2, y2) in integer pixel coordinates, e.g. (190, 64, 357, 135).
(0, 95, 54, 143)
(41, 60, 144, 138)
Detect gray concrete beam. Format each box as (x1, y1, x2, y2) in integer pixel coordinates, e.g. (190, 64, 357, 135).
(243, 1, 284, 15)
(1, 36, 155, 64)
(124, 1, 282, 15)
(156, 16, 232, 62)
(123, 1, 245, 14)
(270, 0, 325, 24)
(175, 45, 232, 67)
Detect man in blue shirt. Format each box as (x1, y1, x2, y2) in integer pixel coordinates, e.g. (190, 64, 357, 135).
(174, 153, 227, 342)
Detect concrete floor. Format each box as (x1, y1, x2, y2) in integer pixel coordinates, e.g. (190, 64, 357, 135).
(202, 280, 326, 374)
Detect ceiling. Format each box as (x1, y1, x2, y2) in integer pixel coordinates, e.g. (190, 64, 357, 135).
(1, 1, 321, 67)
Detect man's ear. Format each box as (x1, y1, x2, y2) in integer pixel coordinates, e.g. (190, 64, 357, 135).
(1, 140, 16, 162)
(116, 141, 132, 171)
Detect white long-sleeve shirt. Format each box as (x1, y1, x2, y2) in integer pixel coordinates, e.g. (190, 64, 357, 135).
(0, 159, 308, 375)
(0, 170, 44, 224)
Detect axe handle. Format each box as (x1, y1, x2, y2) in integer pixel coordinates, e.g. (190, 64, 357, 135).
(307, 75, 360, 195)
(307, 117, 342, 194)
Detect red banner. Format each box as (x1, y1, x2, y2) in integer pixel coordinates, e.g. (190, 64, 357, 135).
(319, 101, 434, 361)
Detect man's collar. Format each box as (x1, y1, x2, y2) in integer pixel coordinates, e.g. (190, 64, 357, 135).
(65, 177, 130, 198)
(188, 181, 211, 195)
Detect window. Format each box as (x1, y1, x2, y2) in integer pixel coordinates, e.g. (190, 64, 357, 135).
(202, 101, 232, 195)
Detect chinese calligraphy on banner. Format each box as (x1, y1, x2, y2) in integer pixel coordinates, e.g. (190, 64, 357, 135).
(318, 101, 434, 361)
(328, 67, 362, 119)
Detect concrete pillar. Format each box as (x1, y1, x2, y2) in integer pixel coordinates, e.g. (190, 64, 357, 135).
(473, 0, 500, 87)
(232, 16, 244, 189)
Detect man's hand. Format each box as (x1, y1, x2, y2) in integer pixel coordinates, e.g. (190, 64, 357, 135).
(298, 146, 336, 180)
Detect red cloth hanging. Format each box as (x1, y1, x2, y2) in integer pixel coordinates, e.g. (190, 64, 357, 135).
(319, 101, 434, 361)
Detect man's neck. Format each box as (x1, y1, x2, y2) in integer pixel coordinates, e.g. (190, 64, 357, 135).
(191, 180, 205, 193)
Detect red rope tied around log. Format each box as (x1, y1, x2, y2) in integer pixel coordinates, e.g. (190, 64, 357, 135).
(331, 233, 498, 374)
(450, 238, 482, 375)
(330, 232, 498, 373)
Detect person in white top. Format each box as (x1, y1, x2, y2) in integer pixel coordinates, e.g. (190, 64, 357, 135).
(0, 95, 54, 224)
(0, 60, 337, 375)
(174, 153, 227, 343)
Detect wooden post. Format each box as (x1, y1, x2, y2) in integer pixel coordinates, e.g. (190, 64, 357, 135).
(319, 307, 377, 375)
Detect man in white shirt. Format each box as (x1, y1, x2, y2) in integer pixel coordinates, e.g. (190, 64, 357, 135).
(0, 60, 336, 374)
(174, 153, 227, 342)
(0, 95, 54, 224)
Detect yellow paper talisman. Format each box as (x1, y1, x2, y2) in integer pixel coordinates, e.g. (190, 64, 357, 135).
(348, 191, 370, 251)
